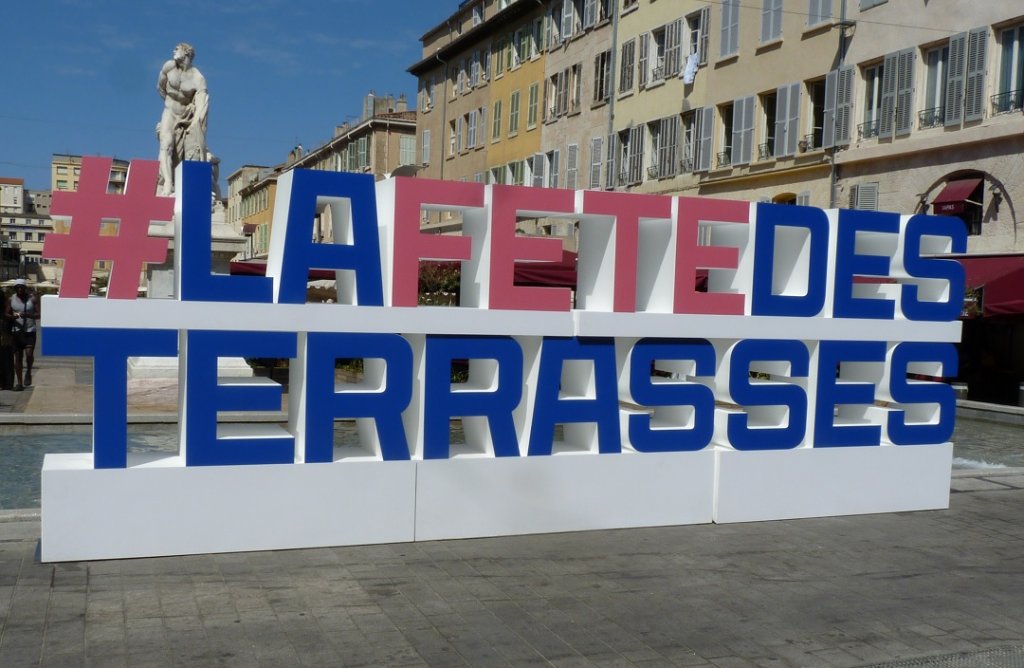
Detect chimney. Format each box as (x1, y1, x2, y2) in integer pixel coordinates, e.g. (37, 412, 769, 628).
(396, 94, 408, 113)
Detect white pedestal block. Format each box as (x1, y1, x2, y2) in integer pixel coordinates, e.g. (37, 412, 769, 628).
(41, 454, 416, 562)
(127, 356, 254, 380)
(713, 444, 953, 523)
(414, 451, 715, 541)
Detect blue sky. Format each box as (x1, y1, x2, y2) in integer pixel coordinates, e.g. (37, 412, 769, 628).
(2, 0, 454, 190)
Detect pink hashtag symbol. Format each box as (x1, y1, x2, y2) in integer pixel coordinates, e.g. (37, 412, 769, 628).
(45, 157, 173, 299)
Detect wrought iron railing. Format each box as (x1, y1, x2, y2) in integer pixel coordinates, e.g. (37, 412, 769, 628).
(716, 150, 732, 168)
(991, 89, 1023, 115)
(918, 106, 944, 129)
(758, 142, 774, 160)
(857, 119, 880, 140)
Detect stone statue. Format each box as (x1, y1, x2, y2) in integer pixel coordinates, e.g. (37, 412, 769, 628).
(156, 42, 211, 197)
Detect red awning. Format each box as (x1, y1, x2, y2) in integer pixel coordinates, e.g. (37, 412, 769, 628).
(229, 259, 336, 281)
(956, 254, 1024, 318)
(932, 178, 982, 215)
(241, 224, 257, 235)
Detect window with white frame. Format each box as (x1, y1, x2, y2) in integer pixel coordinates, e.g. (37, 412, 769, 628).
(566, 144, 579, 189)
(589, 136, 603, 189)
(528, 82, 539, 128)
(638, 19, 685, 86)
(807, 79, 826, 149)
(471, 51, 481, 87)
(732, 96, 755, 164)
(492, 100, 503, 141)
(922, 44, 949, 126)
(807, 0, 831, 27)
(472, 3, 483, 26)
(687, 8, 710, 66)
(509, 90, 521, 134)
(421, 129, 431, 165)
(861, 63, 883, 138)
(594, 50, 612, 102)
(467, 110, 478, 149)
(946, 27, 988, 125)
(996, 24, 1024, 113)
(761, 0, 782, 43)
(400, 135, 416, 166)
(681, 111, 697, 171)
(648, 116, 679, 179)
(720, 0, 740, 58)
(617, 126, 644, 185)
(775, 82, 801, 156)
(718, 103, 735, 167)
(620, 38, 636, 93)
(570, 63, 583, 111)
(494, 37, 506, 77)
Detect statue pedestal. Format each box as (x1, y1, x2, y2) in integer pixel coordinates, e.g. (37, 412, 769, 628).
(131, 205, 252, 381)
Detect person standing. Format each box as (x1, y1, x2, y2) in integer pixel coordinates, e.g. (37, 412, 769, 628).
(6, 279, 38, 391)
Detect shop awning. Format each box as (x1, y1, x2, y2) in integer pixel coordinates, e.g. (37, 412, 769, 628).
(956, 254, 1024, 318)
(932, 178, 982, 215)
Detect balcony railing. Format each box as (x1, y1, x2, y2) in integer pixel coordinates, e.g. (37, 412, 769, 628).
(716, 150, 732, 168)
(918, 106, 944, 129)
(991, 89, 1023, 115)
(857, 119, 880, 140)
(757, 142, 774, 161)
(799, 133, 817, 152)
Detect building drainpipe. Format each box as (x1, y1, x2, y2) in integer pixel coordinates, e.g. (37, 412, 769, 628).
(829, 0, 848, 209)
(606, 0, 621, 187)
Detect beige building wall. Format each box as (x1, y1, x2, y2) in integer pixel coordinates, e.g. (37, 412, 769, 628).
(836, 0, 1024, 253)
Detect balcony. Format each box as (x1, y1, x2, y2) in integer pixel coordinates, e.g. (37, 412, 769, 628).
(918, 106, 944, 129)
(857, 119, 880, 140)
(991, 89, 1022, 116)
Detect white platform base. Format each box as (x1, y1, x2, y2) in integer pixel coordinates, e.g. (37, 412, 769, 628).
(127, 356, 254, 380)
(41, 445, 953, 562)
(714, 444, 953, 523)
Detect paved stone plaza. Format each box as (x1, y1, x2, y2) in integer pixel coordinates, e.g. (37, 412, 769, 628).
(0, 470, 1017, 666)
(0, 358, 1022, 666)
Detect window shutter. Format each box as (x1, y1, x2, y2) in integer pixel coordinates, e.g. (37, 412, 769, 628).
(480, 106, 487, 143)
(698, 7, 710, 65)
(561, 0, 575, 40)
(629, 125, 644, 184)
(550, 150, 560, 188)
(566, 144, 579, 189)
(583, 0, 597, 29)
(796, 191, 811, 206)
(638, 33, 650, 88)
(945, 32, 966, 126)
(878, 51, 898, 139)
(697, 106, 714, 171)
(590, 136, 603, 189)
(421, 129, 430, 165)
(785, 82, 801, 157)
(850, 182, 879, 210)
(665, 18, 683, 76)
(533, 153, 546, 187)
(835, 65, 854, 146)
(721, 0, 739, 58)
(774, 84, 789, 156)
(823, 69, 837, 148)
(741, 95, 755, 165)
(605, 133, 619, 188)
(964, 27, 988, 121)
(895, 48, 915, 135)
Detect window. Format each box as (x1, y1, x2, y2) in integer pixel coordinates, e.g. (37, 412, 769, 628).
(639, 20, 684, 85)
(510, 160, 525, 186)
(547, 3, 562, 48)
(533, 150, 561, 187)
(472, 3, 483, 26)
(400, 135, 416, 165)
(616, 126, 644, 185)
(509, 90, 521, 135)
(623, 0, 637, 11)
(479, 105, 487, 142)
(548, 150, 560, 188)
(806, 79, 827, 149)
(492, 100, 503, 140)
(456, 115, 464, 152)
(620, 39, 636, 93)
(566, 144, 579, 189)
(467, 110, 478, 149)
(861, 63, 883, 138)
(594, 50, 612, 102)
(494, 37, 507, 77)
(877, 48, 915, 138)
(471, 51, 481, 88)
(421, 130, 431, 165)
(56, 166, 67, 175)
(775, 82, 801, 156)
(808, 0, 831, 26)
(589, 136, 603, 188)
(528, 83, 539, 128)
(549, 70, 568, 118)
(649, 116, 679, 179)
(732, 96, 755, 165)
(996, 25, 1023, 113)
(718, 103, 735, 167)
(570, 63, 582, 111)
(490, 166, 505, 185)
(946, 27, 988, 125)
(823, 65, 854, 148)
(720, 0, 740, 58)
(56, 180, 68, 190)
(449, 120, 458, 156)
(761, 0, 782, 43)
(561, 0, 576, 41)
(509, 29, 523, 69)
(849, 183, 879, 211)
(922, 45, 949, 126)
(687, 8, 710, 66)
(681, 111, 697, 171)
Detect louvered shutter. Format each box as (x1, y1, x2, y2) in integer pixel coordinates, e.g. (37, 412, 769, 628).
(964, 27, 988, 121)
(945, 32, 967, 126)
(775, 84, 789, 156)
(895, 48, 915, 136)
(666, 18, 683, 76)
(835, 65, 854, 146)
(605, 133, 619, 188)
(697, 107, 714, 171)
(741, 95, 755, 165)
(590, 136, 603, 189)
(550, 150, 560, 188)
(638, 33, 650, 88)
(823, 69, 837, 149)
(532, 154, 546, 187)
(566, 144, 579, 189)
(561, 0, 574, 40)
(786, 82, 801, 156)
(698, 7, 710, 64)
(879, 51, 898, 139)
(583, 0, 597, 29)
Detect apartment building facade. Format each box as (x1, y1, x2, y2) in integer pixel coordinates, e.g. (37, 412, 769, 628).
(0, 177, 52, 281)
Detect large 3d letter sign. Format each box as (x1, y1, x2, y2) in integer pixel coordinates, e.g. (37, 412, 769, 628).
(39, 159, 965, 561)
